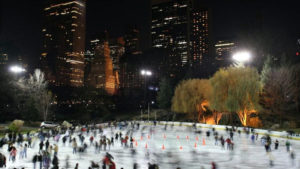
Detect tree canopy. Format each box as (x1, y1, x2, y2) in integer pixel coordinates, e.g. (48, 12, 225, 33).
(261, 65, 300, 124)
(171, 79, 211, 121)
(17, 69, 54, 121)
(157, 77, 173, 109)
(210, 67, 261, 126)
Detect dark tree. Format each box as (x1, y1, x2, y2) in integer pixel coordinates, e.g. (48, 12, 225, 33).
(157, 77, 173, 109)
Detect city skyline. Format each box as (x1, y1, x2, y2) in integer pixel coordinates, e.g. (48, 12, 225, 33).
(0, 0, 299, 70)
(1, 4, 300, 168)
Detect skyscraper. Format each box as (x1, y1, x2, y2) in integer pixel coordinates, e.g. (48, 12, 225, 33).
(109, 37, 125, 71)
(190, 9, 209, 65)
(85, 41, 116, 94)
(151, 0, 190, 69)
(151, 0, 210, 76)
(124, 28, 142, 55)
(41, 0, 86, 87)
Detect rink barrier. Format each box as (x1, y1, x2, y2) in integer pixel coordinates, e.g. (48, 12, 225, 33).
(94, 121, 300, 141)
(19, 122, 298, 142)
(131, 121, 300, 141)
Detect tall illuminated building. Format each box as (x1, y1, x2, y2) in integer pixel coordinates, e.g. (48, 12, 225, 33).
(41, 0, 86, 87)
(151, 0, 190, 71)
(109, 37, 125, 71)
(190, 9, 210, 66)
(151, 0, 210, 76)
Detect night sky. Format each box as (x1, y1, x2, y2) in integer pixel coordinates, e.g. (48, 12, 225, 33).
(0, 0, 299, 69)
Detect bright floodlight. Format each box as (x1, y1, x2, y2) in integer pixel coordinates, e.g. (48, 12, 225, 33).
(146, 71, 152, 76)
(232, 51, 251, 62)
(9, 65, 26, 73)
(141, 69, 152, 76)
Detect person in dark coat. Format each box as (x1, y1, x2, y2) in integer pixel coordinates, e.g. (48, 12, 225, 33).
(39, 141, 44, 151)
(38, 153, 43, 169)
(52, 155, 59, 169)
(45, 140, 50, 150)
(0, 153, 6, 168)
(212, 162, 217, 169)
(74, 163, 79, 169)
(275, 140, 279, 150)
(32, 154, 38, 169)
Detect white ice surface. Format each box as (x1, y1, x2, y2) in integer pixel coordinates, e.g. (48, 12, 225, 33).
(1, 124, 300, 169)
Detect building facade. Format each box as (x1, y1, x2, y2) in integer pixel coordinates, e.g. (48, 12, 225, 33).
(85, 41, 116, 95)
(124, 29, 142, 55)
(41, 0, 86, 87)
(190, 9, 209, 65)
(0, 51, 8, 66)
(214, 40, 236, 67)
(119, 28, 144, 93)
(151, 0, 210, 75)
(109, 37, 125, 72)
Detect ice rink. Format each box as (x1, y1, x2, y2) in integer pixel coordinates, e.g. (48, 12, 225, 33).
(1, 123, 300, 169)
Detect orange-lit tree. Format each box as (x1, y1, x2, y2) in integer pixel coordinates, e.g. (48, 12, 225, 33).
(210, 67, 261, 126)
(171, 79, 212, 122)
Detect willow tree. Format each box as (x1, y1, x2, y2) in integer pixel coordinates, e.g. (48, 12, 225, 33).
(171, 79, 212, 122)
(210, 67, 261, 126)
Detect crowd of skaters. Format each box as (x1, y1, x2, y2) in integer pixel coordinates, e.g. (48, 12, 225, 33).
(0, 121, 139, 169)
(0, 121, 298, 169)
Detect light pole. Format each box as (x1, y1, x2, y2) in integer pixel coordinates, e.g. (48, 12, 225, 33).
(151, 101, 156, 121)
(141, 69, 152, 122)
(232, 51, 251, 67)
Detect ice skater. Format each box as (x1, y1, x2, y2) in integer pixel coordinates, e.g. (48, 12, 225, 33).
(214, 135, 219, 145)
(251, 134, 255, 143)
(72, 138, 77, 154)
(211, 162, 217, 169)
(285, 140, 291, 152)
(274, 140, 279, 150)
(10, 146, 17, 162)
(52, 155, 59, 169)
(290, 150, 295, 166)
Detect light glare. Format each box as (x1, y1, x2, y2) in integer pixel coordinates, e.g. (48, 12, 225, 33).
(9, 66, 26, 73)
(141, 69, 152, 76)
(232, 51, 251, 62)
(146, 71, 152, 76)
